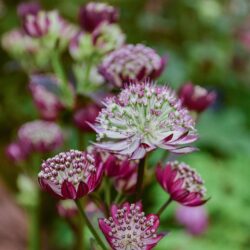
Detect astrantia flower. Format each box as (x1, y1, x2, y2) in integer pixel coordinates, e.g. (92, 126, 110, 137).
(156, 161, 207, 206)
(17, 2, 41, 19)
(92, 82, 198, 159)
(38, 150, 104, 199)
(5, 141, 29, 163)
(179, 82, 216, 113)
(18, 120, 63, 153)
(73, 104, 101, 132)
(92, 22, 125, 54)
(175, 205, 208, 235)
(23, 10, 78, 50)
(99, 202, 165, 250)
(79, 2, 119, 33)
(30, 74, 63, 121)
(99, 44, 165, 87)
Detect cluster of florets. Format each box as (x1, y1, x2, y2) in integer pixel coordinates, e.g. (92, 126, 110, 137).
(99, 44, 165, 87)
(99, 202, 164, 250)
(38, 150, 103, 199)
(92, 81, 197, 159)
(156, 161, 207, 206)
(18, 120, 63, 152)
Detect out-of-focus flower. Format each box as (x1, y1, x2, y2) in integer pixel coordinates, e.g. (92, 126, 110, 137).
(92, 22, 125, 54)
(38, 150, 104, 199)
(57, 200, 78, 218)
(156, 161, 207, 207)
(5, 141, 29, 163)
(175, 205, 208, 235)
(92, 82, 198, 159)
(23, 10, 78, 50)
(79, 2, 119, 33)
(99, 202, 165, 249)
(17, 2, 41, 19)
(18, 120, 63, 153)
(73, 104, 101, 132)
(99, 44, 165, 87)
(30, 74, 63, 121)
(179, 83, 216, 113)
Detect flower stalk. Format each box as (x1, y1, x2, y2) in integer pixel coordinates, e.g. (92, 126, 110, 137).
(75, 200, 108, 250)
(135, 156, 147, 200)
(157, 197, 172, 217)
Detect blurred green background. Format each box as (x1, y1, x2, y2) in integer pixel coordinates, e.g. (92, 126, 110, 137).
(1, 0, 250, 249)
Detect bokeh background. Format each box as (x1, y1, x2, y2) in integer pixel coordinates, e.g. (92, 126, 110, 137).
(0, 0, 250, 249)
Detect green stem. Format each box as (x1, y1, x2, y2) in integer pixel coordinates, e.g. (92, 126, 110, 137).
(28, 189, 40, 250)
(114, 192, 123, 204)
(51, 50, 74, 108)
(75, 200, 108, 250)
(135, 157, 147, 200)
(157, 197, 172, 217)
(104, 178, 111, 207)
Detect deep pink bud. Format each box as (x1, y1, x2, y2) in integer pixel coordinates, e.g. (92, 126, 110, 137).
(99, 202, 165, 249)
(18, 120, 64, 153)
(73, 104, 101, 132)
(29, 74, 63, 121)
(57, 200, 78, 218)
(179, 83, 216, 113)
(175, 205, 208, 235)
(17, 2, 41, 19)
(5, 141, 29, 163)
(79, 2, 119, 33)
(38, 150, 104, 200)
(156, 161, 208, 207)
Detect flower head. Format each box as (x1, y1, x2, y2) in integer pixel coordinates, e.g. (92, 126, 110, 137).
(92, 81, 198, 159)
(17, 2, 41, 19)
(18, 120, 63, 153)
(99, 44, 165, 87)
(99, 202, 164, 250)
(92, 22, 125, 54)
(175, 205, 208, 235)
(5, 141, 29, 163)
(73, 104, 101, 132)
(38, 150, 104, 199)
(179, 83, 216, 113)
(30, 74, 63, 121)
(156, 161, 207, 206)
(79, 2, 119, 32)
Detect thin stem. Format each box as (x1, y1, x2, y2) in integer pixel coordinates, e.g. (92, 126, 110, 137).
(157, 197, 172, 217)
(104, 178, 111, 207)
(75, 200, 108, 250)
(114, 192, 123, 204)
(135, 157, 147, 200)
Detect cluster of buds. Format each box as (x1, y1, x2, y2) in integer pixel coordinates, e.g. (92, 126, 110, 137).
(38, 150, 104, 199)
(29, 74, 63, 121)
(99, 202, 164, 250)
(156, 161, 207, 206)
(99, 44, 166, 87)
(18, 120, 63, 153)
(79, 2, 119, 33)
(92, 81, 198, 159)
(179, 82, 216, 113)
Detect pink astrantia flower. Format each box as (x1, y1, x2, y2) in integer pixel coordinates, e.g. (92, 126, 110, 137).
(92, 81, 198, 159)
(99, 202, 165, 249)
(156, 161, 207, 206)
(29, 74, 63, 121)
(18, 120, 63, 153)
(17, 2, 41, 19)
(175, 205, 208, 235)
(79, 2, 119, 32)
(38, 150, 104, 199)
(179, 83, 216, 113)
(5, 141, 29, 163)
(73, 104, 101, 132)
(99, 44, 166, 87)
